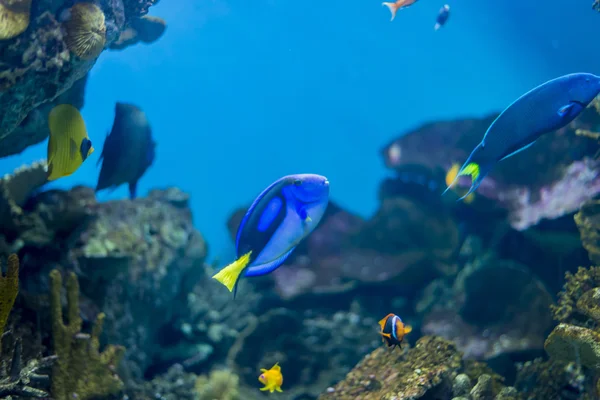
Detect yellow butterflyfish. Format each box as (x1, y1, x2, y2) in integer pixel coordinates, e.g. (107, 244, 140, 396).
(47, 104, 94, 181)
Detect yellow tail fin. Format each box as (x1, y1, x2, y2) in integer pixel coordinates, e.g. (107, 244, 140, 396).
(461, 162, 480, 183)
(212, 251, 252, 292)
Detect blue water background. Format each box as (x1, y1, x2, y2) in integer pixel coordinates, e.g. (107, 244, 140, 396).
(1, 0, 599, 261)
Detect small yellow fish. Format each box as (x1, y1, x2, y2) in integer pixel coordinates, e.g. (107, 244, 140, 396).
(258, 362, 283, 393)
(445, 163, 475, 204)
(47, 104, 94, 181)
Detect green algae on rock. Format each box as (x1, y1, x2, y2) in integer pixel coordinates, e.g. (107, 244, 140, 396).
(545, 323, 600, 371)
(194, 369, 240, 400)
(318, 336, 507, 400)
(514, 358, 592, 399)
(551, 266, 600, 327)
(0, 0, 32, 40)
(0, 254, 19, 351)
(577, 287, 600, 321)
(575, 200, 600, 265)
(49, 269, 125, 400)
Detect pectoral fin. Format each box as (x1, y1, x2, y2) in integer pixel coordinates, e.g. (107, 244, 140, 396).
(557, 101, 585, 118)
(297, 205, 309, 221)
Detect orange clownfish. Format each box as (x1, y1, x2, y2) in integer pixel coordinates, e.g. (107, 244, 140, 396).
(381, 0, 419, 22)
(378, 313, 412, 349)
(258, 362, 283, 393)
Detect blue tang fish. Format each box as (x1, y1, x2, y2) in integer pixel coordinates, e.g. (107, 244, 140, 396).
(96, 103, 156, 199)
(434, 5, 450, 31)
(444, 72, 600, 200)
(212, 174, 330, 296)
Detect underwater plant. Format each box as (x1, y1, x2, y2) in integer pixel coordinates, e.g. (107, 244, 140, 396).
(49, 269, 125, 400)
(0, 254, 19, 351)
(194, 369, 240, 400)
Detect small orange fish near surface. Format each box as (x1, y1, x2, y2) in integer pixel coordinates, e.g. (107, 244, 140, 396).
(381, 0, 419, 21)
(258, 362, 283, 393)
(378, 313, 412, 349)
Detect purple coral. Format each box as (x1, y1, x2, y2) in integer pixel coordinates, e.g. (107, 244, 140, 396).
(458, 159, 600, 230)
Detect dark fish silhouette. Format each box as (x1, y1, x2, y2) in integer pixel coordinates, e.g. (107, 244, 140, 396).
(96, 103, 156, 199)
(434, 5, 450, 30)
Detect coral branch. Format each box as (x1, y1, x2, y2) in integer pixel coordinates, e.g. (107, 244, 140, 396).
(49, 269, 125, 400)
(0, 337, 57, 398)
(0, 254, 19, 350)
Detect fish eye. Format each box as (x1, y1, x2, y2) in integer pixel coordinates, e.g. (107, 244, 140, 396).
(293, 179, 302, 186)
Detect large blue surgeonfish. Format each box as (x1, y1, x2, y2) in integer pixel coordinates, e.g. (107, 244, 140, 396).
(444, 72, 600, 200)
(212, 174, 330, 297)
(96, 103, 156, 199)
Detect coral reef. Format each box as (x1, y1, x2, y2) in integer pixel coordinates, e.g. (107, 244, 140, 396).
(124, 0, 160, 19)
(67, 188, 207, 381)
(318, 336, 507, 400)
(0, 160, 64, 251)
(551, 266, 600, 327)
(1, 71, 89, 158)
(545, 265, 600, 377)
(194, 369, 240, 400)
(127, 364, 242, 400)
(110, 15, 167, 50)
(163, 266, 261, 371)
(575, 199, 600, 265)
(0, 0, 164, 158)
(49, 269, 125, 400)
(64, 2, 107, 60)
(545, 323, 600, 370)
(0, 0, 32, 40)
(0, 95, 596, 400)
(127, 364, 198, 400)
(422, 255, 554, 364)
(227, 307, 379, 398)
(514, 358, 593, 399)
(0, 164, 208, 384)
(0, 254, 19, 350)
(543, 207, 600, 396)
(0, 336, 56, 398)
